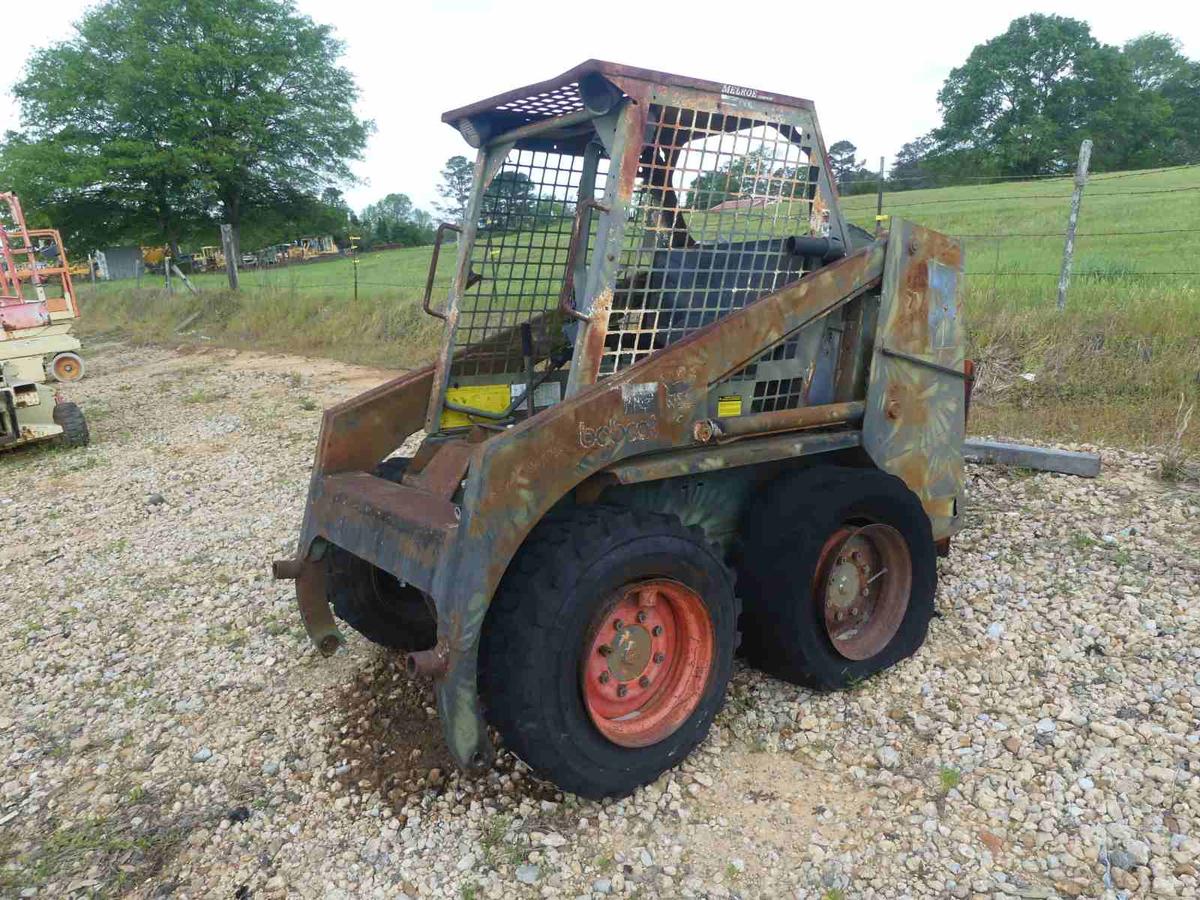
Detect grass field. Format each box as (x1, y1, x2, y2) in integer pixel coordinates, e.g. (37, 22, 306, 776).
(77, 165, 1200, 452)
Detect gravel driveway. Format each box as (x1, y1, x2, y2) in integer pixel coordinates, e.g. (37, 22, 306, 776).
(2, 343, 1197, 900)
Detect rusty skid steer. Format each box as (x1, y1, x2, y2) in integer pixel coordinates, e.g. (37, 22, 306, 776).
(274, 61, 970, 798)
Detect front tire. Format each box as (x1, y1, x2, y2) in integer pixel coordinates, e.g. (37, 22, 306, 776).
(53, 402, 89, 448)
(736, 466, 936, 690)
(479, 505, 738, 799)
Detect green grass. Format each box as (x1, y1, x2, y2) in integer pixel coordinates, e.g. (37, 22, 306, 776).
(850, 165, 1200, 450)
(938, 765, 962, 793)
(76, 165, 1200, 450)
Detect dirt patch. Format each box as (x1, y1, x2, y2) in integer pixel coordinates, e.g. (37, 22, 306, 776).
(329, 650, 566, 811)
(220, 347, 397, 393)
(688, 748, 872, 862)
(329, 653, 456, 805)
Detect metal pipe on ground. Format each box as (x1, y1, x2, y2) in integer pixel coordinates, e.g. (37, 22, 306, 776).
(963, 439, 1101, 477)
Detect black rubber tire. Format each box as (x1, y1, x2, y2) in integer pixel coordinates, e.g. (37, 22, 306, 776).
(735, 466, 936, 691)
(53, 402, 89, 448)
(326, 457, 437, 651)
(478, 505, 739, 800)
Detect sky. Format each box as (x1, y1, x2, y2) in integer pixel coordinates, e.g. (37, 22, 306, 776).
(2, 0, 1198, 215)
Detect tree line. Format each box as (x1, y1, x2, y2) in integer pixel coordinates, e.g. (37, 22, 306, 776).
(884, 17, 1198, 190)
(0, 0, 370, 256)
(718, 16, 1199, 199)
(3, 5, 1192, 258)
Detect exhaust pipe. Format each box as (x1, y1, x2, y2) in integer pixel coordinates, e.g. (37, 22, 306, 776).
(272, 558, 303, 579)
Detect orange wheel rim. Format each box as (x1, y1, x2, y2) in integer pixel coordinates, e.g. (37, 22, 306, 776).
(813, 523, 912, 661)
(53, 356, 81, 381)
(581, 579, 714, 748)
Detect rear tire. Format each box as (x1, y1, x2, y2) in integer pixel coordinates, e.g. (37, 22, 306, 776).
(735, 466, 936, 690)
(479, 505, 738, 799)
(53, 402, 89, 448)
(326, 457, 437, 651)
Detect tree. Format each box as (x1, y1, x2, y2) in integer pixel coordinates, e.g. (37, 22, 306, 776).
(5, 0, 370, 251)
(826, 140, 875, 194)
(827, 141, 861, 183)
(362, 192, 413, 226)
(436, 156, 474, 224)
(357, 191, 435, 248)
(482, 171, 536, 225)
(887, 135, 938, 190)
(928, 14, 1181, 175)
(889, 20, 1199, 186)
(1123, 33, 1191, 90)
(686, 147, 807, 209)
(1123, 34, 1200, 164)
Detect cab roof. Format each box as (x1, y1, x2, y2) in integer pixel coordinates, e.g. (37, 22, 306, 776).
(441, 60, 815, 141)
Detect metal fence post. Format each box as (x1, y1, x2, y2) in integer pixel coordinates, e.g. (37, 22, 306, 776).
(221, 224, 240, 292)
(875, 155, 885, 235)
(1056, 139, 1092, 311)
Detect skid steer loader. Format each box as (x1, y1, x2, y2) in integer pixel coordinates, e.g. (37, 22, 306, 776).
(274, 61, 969, 799)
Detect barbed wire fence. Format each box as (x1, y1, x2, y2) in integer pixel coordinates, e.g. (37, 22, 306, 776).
(151, 145, 1199, 306)
(836, 148, 1200, 310)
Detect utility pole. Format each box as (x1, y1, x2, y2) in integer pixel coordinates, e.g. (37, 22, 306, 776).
(1056, 139, 1092, 311)
(221, 224, 240, 292)
(350, 234, 360, 301)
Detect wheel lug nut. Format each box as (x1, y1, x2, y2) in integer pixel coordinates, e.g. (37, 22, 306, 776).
(598, 644, 612, 656)
(850, 607, 859, 616)
(651, 625, 663, 637)
(616, 684, 628, 698)
(653, 652, 665, 664)
(636, 610, 647, 623)
(835, 611, 844, 621)
(599, 671, 611, 684)
(861, 588, 869, 597)
(639, 676, 650, 688)
(613, 619, 623, 630)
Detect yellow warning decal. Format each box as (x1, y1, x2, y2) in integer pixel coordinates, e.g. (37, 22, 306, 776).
(717, 395, 743, 417)
(441, 384, 511, 429)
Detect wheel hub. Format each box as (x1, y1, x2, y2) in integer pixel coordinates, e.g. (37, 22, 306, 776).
(814, 523, 912, 661)
(605, 622, 652, 682)
(581, 579, 714, 748)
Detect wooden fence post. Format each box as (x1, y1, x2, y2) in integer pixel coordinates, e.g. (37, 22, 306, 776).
(1057, 139, 1092, 311)
(220, 224, 239, 292)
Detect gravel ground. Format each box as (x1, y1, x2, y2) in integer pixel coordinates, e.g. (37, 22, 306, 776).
(2, 342, 1198, 900)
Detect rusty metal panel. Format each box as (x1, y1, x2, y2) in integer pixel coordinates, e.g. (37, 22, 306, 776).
(441, 60, 816, 137)
(600, 428, 862, 485)
(308, 473, 458, 594)
(862, 220, 967, 540)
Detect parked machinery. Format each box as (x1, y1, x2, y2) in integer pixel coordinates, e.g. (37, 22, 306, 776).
(274, 62, 971, 798)
(0, 193, 86, 383)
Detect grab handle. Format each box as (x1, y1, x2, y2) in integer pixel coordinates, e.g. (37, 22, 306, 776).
(423, 223, 462, 321)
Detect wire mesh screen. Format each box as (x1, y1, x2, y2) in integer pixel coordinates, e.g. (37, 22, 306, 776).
(600, 106, 822, 376)
(452, 147, 609, 379)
